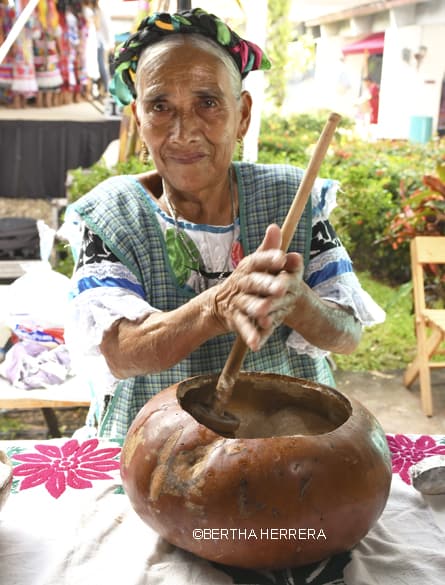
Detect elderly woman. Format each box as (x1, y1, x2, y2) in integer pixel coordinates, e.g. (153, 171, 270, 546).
(65, 8, 384, 439)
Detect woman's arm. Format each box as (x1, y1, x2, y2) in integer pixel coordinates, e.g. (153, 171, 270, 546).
(283, 284, 362, 354)
(100, 287, 221, 378)
(100, 225, 296, 378)
(102, 273, 362, 380)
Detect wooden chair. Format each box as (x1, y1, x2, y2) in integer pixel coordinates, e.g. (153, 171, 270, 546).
(404, 236, 445, 415)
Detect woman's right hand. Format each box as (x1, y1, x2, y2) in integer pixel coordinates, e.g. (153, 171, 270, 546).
(211, 224, 304, 351)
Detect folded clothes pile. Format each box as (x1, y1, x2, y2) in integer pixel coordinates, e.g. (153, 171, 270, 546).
(0, 340, 71, 390)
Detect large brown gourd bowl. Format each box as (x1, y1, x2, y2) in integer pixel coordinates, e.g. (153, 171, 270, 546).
(120, 372, 392, 570)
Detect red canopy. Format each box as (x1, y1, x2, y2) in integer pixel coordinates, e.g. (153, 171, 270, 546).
(342, 32, 385, 56)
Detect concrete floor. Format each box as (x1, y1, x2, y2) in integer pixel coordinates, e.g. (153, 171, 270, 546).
(335, 368, 445, 435)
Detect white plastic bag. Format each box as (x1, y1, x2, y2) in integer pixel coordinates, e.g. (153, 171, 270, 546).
(5, 221, 71, 346)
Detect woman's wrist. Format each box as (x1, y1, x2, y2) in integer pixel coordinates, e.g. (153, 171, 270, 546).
(201, 285, 230, 337)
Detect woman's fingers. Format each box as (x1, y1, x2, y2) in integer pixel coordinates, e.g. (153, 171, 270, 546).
(282, 251, 302, 273)
(212, 224, 305, 348)
(231, 308, 275, 352)
(238, 271, 288, 297)
(257, 223, 282, 252)
(235, 264, 303, 303)
(238, 248, 287, 276)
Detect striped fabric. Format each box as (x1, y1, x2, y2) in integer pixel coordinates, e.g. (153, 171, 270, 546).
(73, 162, 335, 438)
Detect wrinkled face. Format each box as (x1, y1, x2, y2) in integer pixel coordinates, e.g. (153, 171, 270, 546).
(132, 41, 251, 193)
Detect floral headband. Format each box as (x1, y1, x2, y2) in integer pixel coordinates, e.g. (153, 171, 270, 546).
(110, 7, 271, 106)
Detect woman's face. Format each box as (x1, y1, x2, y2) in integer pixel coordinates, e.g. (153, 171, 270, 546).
(132, 42, 251, 194)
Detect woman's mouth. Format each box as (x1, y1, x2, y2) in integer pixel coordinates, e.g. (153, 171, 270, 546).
(169, 152, 207, 164)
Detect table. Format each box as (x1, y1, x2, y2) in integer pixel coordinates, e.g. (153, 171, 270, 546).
(0, 285, 90, 435)
(0, 433, 444, 585)
(0, 375, 90, 436)
(0, 260, 45, 282)
(0, 375, 90, 410)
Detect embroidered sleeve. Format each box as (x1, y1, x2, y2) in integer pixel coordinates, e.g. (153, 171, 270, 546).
(77, 228, 121, 266)
(64, 225, 159, 405)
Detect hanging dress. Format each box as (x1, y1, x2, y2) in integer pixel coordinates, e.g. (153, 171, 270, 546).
(0, 5, 15, 97)
(66, 8, 82, 93)
(11, 15, 38, 99)
(33, 5, 64, 92)
(83, 5, 100, 82)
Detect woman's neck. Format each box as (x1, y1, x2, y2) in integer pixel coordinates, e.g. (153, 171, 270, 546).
(161, 169, 237, 226)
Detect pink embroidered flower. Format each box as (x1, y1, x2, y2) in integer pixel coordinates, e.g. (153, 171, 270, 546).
(12, 439, 121, 499)
(387, 434, 445, 484)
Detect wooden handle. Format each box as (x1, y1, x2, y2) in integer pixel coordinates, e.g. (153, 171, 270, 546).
(280, 112, 341, 251)
(213, 112, 342, 413)
(213, 335, 248, 415)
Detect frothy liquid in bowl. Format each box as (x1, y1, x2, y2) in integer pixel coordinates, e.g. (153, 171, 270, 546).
(179, 374, 351, 439)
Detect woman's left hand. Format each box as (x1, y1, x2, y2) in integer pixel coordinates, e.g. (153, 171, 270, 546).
(212, 224, 305, 351)
(254, 224, 305, 345)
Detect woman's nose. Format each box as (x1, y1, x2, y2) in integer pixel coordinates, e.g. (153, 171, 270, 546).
(169, 109, 200, 142)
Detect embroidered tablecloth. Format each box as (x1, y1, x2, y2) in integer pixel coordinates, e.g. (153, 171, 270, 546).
(0, 434, 444, 585)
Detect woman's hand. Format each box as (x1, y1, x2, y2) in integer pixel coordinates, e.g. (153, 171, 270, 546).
(211, 224, 304, 351)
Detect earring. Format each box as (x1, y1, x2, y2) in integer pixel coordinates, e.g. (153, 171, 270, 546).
(237, 137, 244, 161)
(140, 142, 150, 164)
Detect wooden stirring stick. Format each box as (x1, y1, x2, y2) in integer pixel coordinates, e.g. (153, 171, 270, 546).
(191, 112, 342, 434)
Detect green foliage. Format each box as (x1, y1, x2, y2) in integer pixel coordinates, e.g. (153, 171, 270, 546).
(266, 0, 292, 108)
(258, 112, 445, 284)
(384, 163, 445, 304)
(67, 157, 153, 204)
(66, 164, 113, 204)
(328, 141, 445, 284)
(258, 110, 354, 167)
(385, 161, 445, 245)
(333, 272, 416, 372)
(56, 157, 153, 277)
(326, 143, 409, 283)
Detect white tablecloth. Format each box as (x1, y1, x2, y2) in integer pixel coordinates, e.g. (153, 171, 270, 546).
(0, 434, 444, 585)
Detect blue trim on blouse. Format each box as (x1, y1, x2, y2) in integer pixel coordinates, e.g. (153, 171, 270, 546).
(312, 179, 334, 218)
(306, 258, 353, 288)
(71, 275, 145, 299)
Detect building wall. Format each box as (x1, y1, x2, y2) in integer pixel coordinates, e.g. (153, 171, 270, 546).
(292, 0, 445, 139)
(379, 22, 445, 138)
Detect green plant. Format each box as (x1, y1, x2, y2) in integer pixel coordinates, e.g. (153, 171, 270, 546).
(383, 161, 445, 305)
(333, 272, 416, 371)
(258, 111, 354, 169)
(55, 157, 153, 276)
(67, 157, 153, 204)
(257, 114, 442, 284)
(266, 0, 292, 108)
(66, 164, 115, 204)
(385, 161, 445, 246)
(324, 140, 445, 283)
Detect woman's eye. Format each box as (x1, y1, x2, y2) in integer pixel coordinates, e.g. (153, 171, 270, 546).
(152, 103, 167, 112)
(201, 97, 217, 108)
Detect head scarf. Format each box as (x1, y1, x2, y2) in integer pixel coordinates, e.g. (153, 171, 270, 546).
(110, 7, 271, 106)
